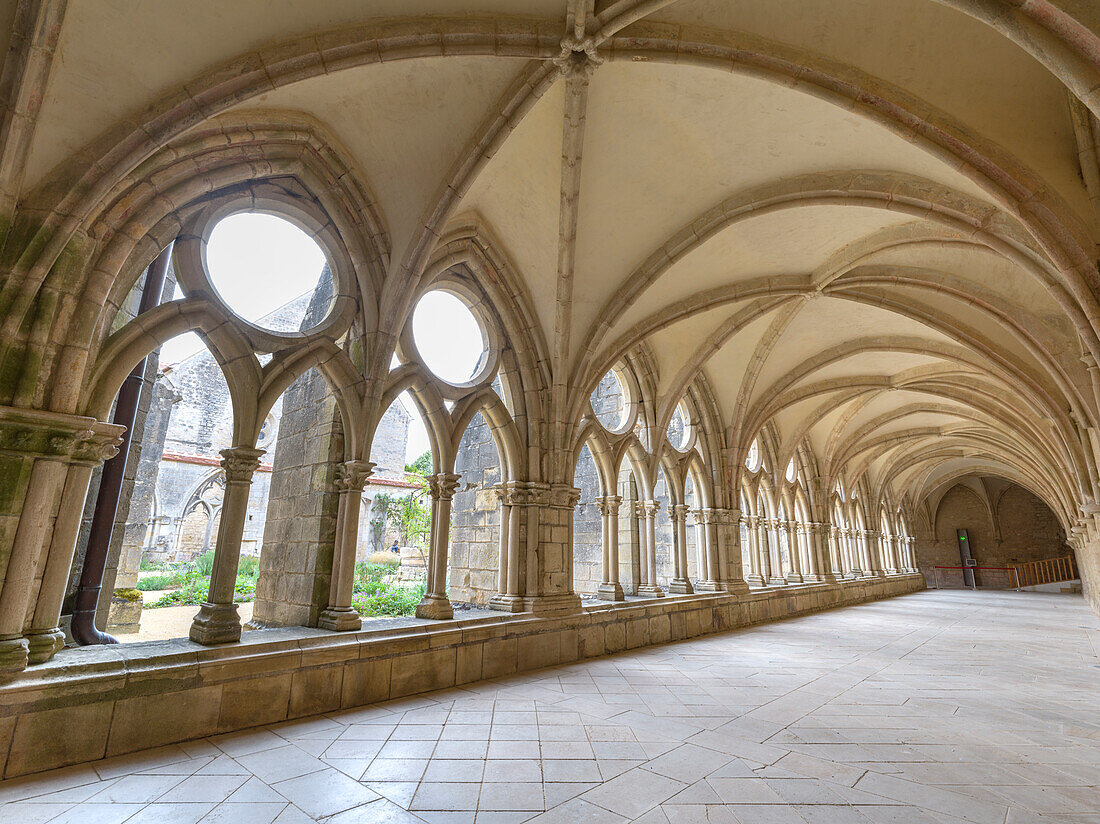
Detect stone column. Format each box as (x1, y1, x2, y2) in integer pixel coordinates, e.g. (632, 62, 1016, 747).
(490, 483, 527, 612)
(416, 472, 461, 620)
(699, 507, 750, 594)
(743, 515, 765, 586)
(668, 503, 693, 594)
(809, 522, 838, 583)
(691, 510, 708, 581)
(765, 519, 786, 585)
(636, 500, 663, 597)
(190, 446, 265, 645)
(520, 483, 583, 615)
(864, 529, 886, 577)
(798, 524, 816, 580)
(756, 518, 775, 584)
(882, 534, 899, 574)
(905, 537, 918, 573)
(595, 495, 624, 601)
(25, 426, 124, 664)
(319, 460, 374, 631)
(845, 529, 863, 577)
(786, 521, 804, 583)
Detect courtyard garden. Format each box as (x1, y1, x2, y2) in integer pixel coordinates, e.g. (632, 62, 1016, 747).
(136, 552, 426, 618)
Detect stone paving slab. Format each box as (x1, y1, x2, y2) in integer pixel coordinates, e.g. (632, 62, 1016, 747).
(0, 590, 1096, 823)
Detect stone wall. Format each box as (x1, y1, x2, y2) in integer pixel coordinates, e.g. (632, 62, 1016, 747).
(914, 478, 1072, 588)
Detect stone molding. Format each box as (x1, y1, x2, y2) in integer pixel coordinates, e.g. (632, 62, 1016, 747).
(0, 406, 124, 463)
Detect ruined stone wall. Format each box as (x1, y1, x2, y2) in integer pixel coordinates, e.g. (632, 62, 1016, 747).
(252, 276, 342, 627)
(449, 411, 500, 605)
(914, 479, 1071, 588)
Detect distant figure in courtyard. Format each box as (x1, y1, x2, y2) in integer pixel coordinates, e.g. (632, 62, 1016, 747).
(391, 539, 400, 553)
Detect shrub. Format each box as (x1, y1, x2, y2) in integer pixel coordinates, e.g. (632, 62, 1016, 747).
(367, 551, 400, 567)
(353, 581, 425, 617)
(135, 572, 185, 591)
(237, 555, 259, 577)
(192, 551, 216, 576)
(148, 574, 208, 607)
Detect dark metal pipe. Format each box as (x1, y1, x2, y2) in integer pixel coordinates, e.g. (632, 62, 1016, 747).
(72, 245, 172, 646)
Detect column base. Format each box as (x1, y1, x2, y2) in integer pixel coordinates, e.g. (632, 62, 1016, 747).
(744, 574, 766, 587)
(766, 576, 787, 586)
(415, 595, 454, 620)
(522, 593, 582, 616)
(667, 579, 694, 595)
(636, 584, 665, 598)
(25, 628, 65, 665)
(867, 570, 887, 578)
(785, 573, 805, 584)
(318, 607, 362, 632)
(697, 580, 750, 595)
(596, 582, 625, 601)
(189, 602, 242, 645)
(489, 594, 526, 613)
(0, 636, 29, 673)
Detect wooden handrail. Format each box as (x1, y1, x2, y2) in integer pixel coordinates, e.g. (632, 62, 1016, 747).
(1012, 554, 1078, 588)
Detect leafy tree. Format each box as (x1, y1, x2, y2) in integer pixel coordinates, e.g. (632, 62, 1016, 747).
(406, 450, 433, 476)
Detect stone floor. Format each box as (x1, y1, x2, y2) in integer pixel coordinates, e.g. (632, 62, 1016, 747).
(2, 589, 1098, 823)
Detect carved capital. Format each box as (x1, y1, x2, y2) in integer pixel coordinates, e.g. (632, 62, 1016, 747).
(671, 503, 690, 520)
(335, 460, 375, 492)
(636, 500, 659, 518)
(219, 446, 265, 483)
(595, 495, 623, 517)
(549, 483, 582, 509)
(428, 472, 462, 501)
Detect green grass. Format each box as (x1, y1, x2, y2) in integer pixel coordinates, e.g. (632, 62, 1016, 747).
(135, 572, 187, 591)
(145, 557, 421, 616)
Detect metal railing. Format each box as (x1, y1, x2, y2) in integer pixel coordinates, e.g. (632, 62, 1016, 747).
(931, 565, 1019, 590)
(1012, 554, 1078, 588)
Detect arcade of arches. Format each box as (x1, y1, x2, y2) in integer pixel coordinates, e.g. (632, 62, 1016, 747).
(0, 0, 1099, 794)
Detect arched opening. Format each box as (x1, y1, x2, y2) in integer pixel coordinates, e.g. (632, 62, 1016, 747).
(412, 290, 489, 385)
(205, 211, 333, 333)
(448, 409, 503, 607)
(572, 441, 603, 598)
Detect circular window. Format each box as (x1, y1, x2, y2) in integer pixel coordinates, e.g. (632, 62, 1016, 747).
(412, 291, 487, 384)
(667, 403, 690, 451)
(745, 439, 761, 472)
(591, 370, 627, 431)
(206, 213, 332, 334)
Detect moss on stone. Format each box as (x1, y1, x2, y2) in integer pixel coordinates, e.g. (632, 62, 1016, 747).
(113, 588, 144, 603)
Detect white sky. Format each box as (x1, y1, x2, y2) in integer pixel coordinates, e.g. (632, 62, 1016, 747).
(159, 213, 484, 464)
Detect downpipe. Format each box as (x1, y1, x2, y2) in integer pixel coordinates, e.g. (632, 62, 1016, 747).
(71, 245, 172, 645)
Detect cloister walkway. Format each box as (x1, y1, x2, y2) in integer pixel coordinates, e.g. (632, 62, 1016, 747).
(1, 590, 1097, 823)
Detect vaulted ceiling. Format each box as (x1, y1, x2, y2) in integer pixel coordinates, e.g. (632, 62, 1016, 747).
(13, 0, 1100, 529)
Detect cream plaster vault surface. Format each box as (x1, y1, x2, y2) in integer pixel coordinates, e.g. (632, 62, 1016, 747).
(1, 591, 1097, 824)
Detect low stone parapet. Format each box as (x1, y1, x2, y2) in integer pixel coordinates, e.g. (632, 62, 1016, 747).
(0, 573, 923, 778)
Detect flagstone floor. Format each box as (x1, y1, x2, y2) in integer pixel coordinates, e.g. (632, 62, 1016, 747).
(2, 589, 1098, 823)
